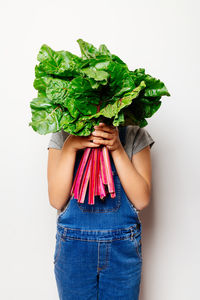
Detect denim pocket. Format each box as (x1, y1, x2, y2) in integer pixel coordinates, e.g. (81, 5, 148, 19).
(129, 226, 142, 261)
(57, 196, 73, 221)
(77, 168, 121, 213)
(131, 203, 142, 224)
(53, 232, 62, 265)
(122, 188, 142, 224)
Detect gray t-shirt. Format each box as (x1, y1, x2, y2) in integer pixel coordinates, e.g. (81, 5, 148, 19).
(47, 125, 155, 160)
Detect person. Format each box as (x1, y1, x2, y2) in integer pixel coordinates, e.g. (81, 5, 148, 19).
(47, 122, 155, 300)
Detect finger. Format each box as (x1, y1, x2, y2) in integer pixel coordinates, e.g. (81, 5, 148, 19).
(87, 141, 100, 147)
(87, 134, 94, 140)
(93, 138, 112, 146)
(92, 131, 114, 140)
(87, 135, 101, 145)
(92, 136, 102, 143)
(93, 126, 115, 134)
(94, 123, 104, 128)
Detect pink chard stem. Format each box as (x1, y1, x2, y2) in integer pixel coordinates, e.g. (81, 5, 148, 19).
(88, 150, 94, 204)
(99, 169, 107, 199)
(73, 147, 91, 200)
(102, 146, 115, 195)
(78, 150, 93, 203)
(89, 148, 98, 205)
(100, 147, 107, 185)
(95, 148, 100, 196)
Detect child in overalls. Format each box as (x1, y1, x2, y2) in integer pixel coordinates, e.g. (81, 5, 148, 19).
(47, 123, 155, 300)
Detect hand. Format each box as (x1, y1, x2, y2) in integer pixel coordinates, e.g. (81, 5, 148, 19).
(91, 123, 123, 152)
(66, 133, 100, 152)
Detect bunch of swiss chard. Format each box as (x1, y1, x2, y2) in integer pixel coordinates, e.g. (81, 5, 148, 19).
(29, 39, 170, 204)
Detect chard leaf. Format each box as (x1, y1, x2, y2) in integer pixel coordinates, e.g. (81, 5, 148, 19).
(46, 78, 70, 106)
(144, 76, 170, 97)
(60, 110, 77, 127)
(29, 39, 171, 135)
(77, 39, 99, 59)
(29, 97, 63, 134)
(130, 68, 171, 97)
(128, 99, 161, 121)
(62, 118, 94, 136)
(98, 44, 112, 56)
(80, 68, 109, 85)
(79, 81, 146, 121)
(65, 76, 100, 116)
(37, 44, 81, 77)
(113, 111, 125, 126)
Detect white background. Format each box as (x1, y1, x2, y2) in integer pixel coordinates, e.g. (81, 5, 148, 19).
(1, 0, 199, 299)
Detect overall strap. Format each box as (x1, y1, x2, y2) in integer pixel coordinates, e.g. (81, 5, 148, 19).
(118, 126, 127, 147)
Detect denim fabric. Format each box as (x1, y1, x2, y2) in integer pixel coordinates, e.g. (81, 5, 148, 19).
(53, 127, 143, 300)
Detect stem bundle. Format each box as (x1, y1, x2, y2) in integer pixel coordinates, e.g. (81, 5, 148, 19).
(70, 146, 116, 204)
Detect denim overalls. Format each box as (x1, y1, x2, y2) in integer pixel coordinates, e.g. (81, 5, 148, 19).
(54, 126, 143, 300)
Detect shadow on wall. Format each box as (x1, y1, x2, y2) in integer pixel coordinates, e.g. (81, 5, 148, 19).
(139, 163, 156, 300)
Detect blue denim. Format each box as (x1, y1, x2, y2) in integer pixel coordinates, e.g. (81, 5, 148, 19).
(53, 127, 143, 299)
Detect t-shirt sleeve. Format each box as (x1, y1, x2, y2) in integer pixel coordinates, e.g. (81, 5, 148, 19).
(47, 128, 70, 150)
(132, 126, 155, 156)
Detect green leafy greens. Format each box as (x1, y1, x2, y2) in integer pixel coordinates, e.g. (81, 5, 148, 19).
(29, 39, 170, 135)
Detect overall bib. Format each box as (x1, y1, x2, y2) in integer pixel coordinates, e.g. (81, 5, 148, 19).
(54, 126, 143, 300)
